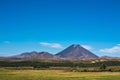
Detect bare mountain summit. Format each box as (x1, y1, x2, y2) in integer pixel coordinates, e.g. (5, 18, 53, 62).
(56, 44, 99, 59)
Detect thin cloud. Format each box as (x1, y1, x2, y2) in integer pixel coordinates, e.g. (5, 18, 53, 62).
(81, 45, 92, 50)
(100, 44, 120, 53)
(40, 42, 63, 49)
(3, 41, 11, 44)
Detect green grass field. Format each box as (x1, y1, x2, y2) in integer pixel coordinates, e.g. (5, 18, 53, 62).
(0, 68, 120, 80)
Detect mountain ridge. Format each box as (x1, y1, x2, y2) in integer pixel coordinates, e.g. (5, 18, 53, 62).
(6, 51, 55, 60)
(0, 44, 99, 60)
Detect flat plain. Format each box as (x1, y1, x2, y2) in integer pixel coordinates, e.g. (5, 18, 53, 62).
(0, 68, 120, 80)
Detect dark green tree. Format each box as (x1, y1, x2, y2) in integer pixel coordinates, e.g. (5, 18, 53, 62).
(100, 63, 107, 70)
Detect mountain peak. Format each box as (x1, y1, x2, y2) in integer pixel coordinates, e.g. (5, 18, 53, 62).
(56, 44, 99, 59)
(71, 44, 81, 48)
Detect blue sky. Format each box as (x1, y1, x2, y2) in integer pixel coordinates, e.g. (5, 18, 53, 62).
(0, 0, 120, 57)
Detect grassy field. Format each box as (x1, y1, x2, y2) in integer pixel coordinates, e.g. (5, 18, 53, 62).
(0, 68, 120, 80)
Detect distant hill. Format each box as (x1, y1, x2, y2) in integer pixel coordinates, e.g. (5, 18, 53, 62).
(101, 56, 120, 59)
(56, 44, 99, 59)
(6, 51, 55, 60)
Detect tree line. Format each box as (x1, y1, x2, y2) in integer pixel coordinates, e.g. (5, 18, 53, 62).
(0, 60, 120, 68)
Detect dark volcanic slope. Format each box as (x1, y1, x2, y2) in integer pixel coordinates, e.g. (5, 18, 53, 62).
(56, 44, 99, 59)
